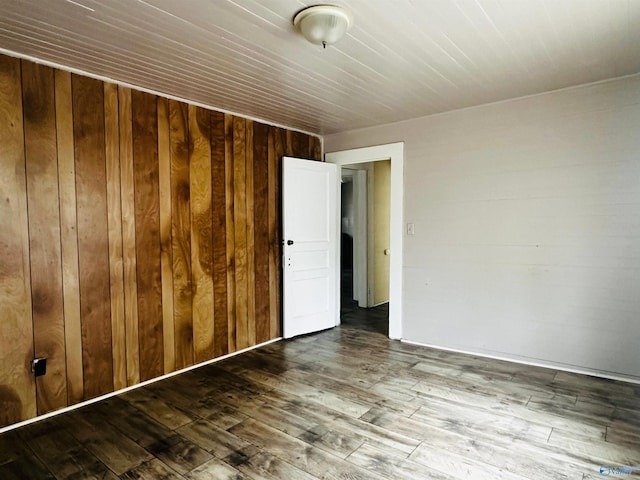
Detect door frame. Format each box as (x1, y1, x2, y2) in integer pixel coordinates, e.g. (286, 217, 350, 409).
(325, 142, 404, 340)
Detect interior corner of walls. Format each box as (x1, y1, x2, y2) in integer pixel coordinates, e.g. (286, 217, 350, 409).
(0, 336, 283, 435)
(350, 78, 640, 383)
(0, 51, 320, 430)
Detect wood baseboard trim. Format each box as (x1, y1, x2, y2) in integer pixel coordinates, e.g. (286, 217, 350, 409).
(0, 337, 282, 434)
(401, 339, 640, 386)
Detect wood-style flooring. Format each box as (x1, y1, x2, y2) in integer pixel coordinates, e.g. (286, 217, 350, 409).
(1, 304, 639, 479)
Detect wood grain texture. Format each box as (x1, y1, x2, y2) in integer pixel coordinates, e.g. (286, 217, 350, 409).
(310, 136, 321, 161)
(233, 116, 249, 351)
(0, 53, 313, 427)
(0, 55, 36, 427)
(272, 127, 287, 338)
(55, 69, 83, 405)
(294, 131, 310, 159)
(285, 130, 313, 159)
(252, 122, 270, 345)
(72, 73, 114, 400)
(157, 97, 175, 374)
(104, 81, 127, 391)
(224, 114, 237, 353)
(118, 86, 140, 386)
(189, 104, 215, 363)
(267, 127, 278, 340)
(22, 420, 118, 480)
(245, 121, 256, 348)
(169, 100, 193, 370)
(211, 111, 228, 357)
(131, 89, 163, 382)
(22, 61, 67, 414)
(8, 304, 639, 479)
(120, 459, 179, 480)
(285, 130, 294, 157)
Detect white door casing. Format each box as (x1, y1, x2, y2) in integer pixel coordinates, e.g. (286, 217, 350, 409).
(325, 142, 404, 340)
(282, 157, 339, 339)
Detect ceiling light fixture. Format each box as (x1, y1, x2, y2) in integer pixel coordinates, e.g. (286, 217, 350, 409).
(293, 5, 353, 48)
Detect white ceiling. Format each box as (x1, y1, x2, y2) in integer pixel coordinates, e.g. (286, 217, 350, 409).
(1, 0, 639, 135)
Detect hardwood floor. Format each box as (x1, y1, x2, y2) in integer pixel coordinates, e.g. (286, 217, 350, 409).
(1, 307, 639, 479)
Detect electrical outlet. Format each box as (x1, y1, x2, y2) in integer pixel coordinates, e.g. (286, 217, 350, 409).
(32, 358, 47, 377)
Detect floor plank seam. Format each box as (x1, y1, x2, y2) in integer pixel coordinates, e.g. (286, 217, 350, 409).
(1, 302, 639, 479)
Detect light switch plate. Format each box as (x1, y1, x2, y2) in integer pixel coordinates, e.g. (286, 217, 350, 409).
(407, 223, 415, 235)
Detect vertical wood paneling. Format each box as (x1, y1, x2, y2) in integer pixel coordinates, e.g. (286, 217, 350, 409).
(233, 116, 249, 351)
(169, 100, 193, 370)
(0, 53, 321, 427)
(245, 120, 256, 347)
(273, 127, 287, 338)
(157, 97, 175, 374)
(55, 69, 83, 405)
(224, 114, 237, 353)
(211, 111, 228, 357)
(285, 130, 294, 157)
(118, 86, 140, 386)
(22, 62, 67, 414)
(267, 127, 278, 340)
(0, 55, 36, 427)
(189, 105, 215, 363)
(310, 136, 322, 161)
(293, 131, 310, 158)
(131, 89, 163, 382)
(104, 82, 127, 391)
(72, 74, 114, 399)
(283, 130, 293, 157)
(253, 122, 270, 344)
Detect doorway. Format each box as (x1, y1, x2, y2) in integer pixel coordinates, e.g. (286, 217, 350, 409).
(326, 142, 404, 340)
(340, 161, 391, 335)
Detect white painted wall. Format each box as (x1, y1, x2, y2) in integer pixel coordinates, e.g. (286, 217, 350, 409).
(325, 74, 640, 380)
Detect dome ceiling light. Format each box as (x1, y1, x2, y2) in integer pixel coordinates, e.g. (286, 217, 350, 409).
(293, 5, 353, 48)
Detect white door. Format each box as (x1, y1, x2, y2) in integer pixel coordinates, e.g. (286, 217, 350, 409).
(283, 156, 339, 339)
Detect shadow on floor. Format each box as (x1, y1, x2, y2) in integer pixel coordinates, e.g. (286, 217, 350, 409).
(340, 292, 389, 337)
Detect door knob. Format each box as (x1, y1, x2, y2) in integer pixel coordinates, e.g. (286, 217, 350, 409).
(287, 240, 294, 245)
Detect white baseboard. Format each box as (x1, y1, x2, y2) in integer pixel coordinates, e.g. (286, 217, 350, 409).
(401, 339, 640, 386)
(0, 337, 282, 434)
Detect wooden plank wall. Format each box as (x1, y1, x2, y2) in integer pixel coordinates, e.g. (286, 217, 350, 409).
(0, 53, 321, 428)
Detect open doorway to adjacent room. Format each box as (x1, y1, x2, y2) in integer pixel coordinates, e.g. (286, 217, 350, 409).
(326, 142, 404, 340)
(340, 160, 391, 335)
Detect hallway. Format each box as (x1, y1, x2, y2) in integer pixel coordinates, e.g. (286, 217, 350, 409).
(341, 298, 388, 337)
